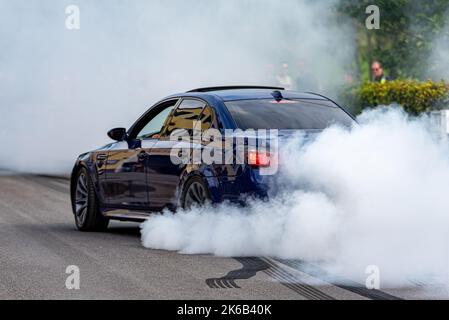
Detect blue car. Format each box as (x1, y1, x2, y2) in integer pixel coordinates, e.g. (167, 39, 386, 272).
(70, 86, 355, 231)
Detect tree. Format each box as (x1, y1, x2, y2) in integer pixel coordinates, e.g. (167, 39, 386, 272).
(337, 0, 449, 81)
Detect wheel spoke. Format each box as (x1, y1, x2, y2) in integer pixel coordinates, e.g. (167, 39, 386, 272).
(77, 187, 87, 197)
(76, 198, 87, 205)
(184, 182, 209, 209)
(195, 183, 206, 203)
(195, 183, 205, 202)
(198, 186, 205, 203)
(76, 202, 87, 216)
(78, 175, 87, 193)
(78, 207, 87, 223)
(76, 201, 87, 211)
(189, 188, 200, 203)
(193, 184, 200, 201)
(75, 173, 89, 223)
(185, 192, 195, 207)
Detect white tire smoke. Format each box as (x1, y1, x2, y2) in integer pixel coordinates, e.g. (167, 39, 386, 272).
(142, 108, 449, 287)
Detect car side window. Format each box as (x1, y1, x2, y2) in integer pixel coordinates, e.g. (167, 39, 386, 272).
(136, 105, 175, 140)
(163, 99, 206, 137)
(198, 105, 219, 132)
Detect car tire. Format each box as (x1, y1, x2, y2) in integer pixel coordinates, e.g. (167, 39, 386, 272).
(181, 176, 212, 209)
(73, 168, 109, 231)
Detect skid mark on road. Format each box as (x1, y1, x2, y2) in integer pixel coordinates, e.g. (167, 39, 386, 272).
(261, 258, 335, 300)
(206, 257, 334, 300)
(276, 259, 402, 300)
(206, 258, 269, 289)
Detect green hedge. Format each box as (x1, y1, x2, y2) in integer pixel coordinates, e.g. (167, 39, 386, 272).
(342, 80, 449, 115)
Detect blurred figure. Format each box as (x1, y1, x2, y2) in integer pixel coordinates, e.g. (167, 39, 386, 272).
(276, 63, 292, 90)
(371, 61, 388, 83)
(295, 59, 321, 92)
(344, 73, 354, 85)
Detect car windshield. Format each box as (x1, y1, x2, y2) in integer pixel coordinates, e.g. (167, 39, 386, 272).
(225, 99, 354, 130)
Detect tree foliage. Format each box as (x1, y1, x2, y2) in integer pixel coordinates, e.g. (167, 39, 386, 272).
(338, 0, 449, 80)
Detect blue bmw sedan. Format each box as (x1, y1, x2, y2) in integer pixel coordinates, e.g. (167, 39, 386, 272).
(70, 86, 355, 231)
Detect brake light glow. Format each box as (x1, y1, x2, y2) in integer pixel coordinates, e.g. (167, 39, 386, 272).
(248, 151, 271, 167)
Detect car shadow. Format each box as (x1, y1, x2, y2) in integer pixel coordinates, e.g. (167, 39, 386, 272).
(44, 222, 142, 238)
(106, 224, 141, 236)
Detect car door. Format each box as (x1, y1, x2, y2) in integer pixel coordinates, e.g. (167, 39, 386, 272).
(147, 98, 206, 211)
(103, 99, 178, 211)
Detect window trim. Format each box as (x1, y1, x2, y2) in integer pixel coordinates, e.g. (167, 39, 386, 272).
(127, 98, 180, 140)
(198, 104, 219, 132)
(159, 97, 209, 139)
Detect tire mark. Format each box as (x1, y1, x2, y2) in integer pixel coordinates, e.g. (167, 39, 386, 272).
(276, 259, 402, 300)
(206, 257, 334, 300)
(206, 257, 269, 289)
(261, 258, 334, 300)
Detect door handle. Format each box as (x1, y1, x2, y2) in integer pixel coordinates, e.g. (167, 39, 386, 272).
(96, 153, 107, 169)
(96, 154, 107, 161)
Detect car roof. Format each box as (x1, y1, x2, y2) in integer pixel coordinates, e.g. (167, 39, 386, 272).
(166, 86, 329, 102)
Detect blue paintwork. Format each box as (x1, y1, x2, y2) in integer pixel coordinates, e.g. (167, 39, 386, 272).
(70, 88, 355, 221)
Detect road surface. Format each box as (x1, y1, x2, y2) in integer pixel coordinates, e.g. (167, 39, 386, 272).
(0, 174, 446, 299)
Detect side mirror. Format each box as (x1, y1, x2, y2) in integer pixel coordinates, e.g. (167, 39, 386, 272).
(107, 127, 127, 141)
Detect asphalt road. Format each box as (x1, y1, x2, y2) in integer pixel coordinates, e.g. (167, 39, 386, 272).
(0, 174, 446, 300)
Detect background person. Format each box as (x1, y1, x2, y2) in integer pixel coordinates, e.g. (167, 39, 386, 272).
(371, 61, 389, 83)
(276, 63, 293, 90)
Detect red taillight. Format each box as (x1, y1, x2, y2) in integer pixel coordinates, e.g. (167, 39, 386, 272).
(248, 151, 271, 167)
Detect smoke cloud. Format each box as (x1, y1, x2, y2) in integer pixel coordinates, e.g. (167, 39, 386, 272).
(0, 0, 354, 174)
(142, 108, 449, 287)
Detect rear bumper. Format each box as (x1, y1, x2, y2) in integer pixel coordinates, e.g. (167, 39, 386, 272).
(216, 167, 272, 203)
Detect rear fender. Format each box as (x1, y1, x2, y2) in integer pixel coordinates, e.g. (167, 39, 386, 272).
(178, 168, 221, 206)
(70, 152, 106, 206)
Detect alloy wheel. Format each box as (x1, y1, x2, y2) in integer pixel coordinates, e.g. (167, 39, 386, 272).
(184, 181, 208, 209)
(75, 173, 88, 225)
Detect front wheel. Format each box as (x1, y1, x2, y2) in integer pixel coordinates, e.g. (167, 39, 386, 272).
(181, 177, 212, 209)
(73, 168, 109, 231)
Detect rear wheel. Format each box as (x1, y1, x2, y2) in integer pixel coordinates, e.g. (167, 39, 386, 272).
(73, 168, 109, 231)
(182, 177, 211, 209)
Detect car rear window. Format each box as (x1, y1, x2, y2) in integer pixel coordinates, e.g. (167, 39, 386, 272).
(225, 99, 354, 130)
